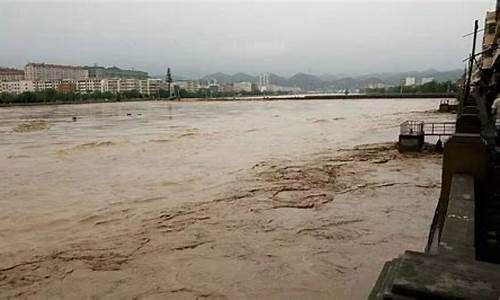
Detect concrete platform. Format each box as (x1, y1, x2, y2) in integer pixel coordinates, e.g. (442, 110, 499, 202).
(369, 251, 500, 299)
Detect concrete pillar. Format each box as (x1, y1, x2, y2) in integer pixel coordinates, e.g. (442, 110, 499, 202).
(398, 134, 424, 152)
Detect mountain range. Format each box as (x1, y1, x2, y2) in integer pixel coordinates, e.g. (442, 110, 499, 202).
(196, 69, 463, 91)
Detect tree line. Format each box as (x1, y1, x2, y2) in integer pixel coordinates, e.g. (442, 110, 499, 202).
(173, 88, 285, 98)
(0, 89, 150, 104)
(0, 88, 288, 105)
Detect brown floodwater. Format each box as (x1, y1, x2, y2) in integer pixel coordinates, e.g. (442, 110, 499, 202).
(0, 99, 453, 299)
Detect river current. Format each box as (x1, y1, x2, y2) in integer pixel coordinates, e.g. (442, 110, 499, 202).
(0, 99, 453, 299)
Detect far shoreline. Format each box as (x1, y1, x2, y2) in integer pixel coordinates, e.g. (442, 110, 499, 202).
(0, 93, 455, 108)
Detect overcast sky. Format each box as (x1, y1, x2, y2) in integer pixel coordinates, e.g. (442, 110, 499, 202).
(0, 0, 495, 77)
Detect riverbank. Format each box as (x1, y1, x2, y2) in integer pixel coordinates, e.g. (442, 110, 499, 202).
(0, 93, 455, 108)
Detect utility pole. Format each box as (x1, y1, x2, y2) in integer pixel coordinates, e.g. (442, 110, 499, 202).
(464, 20, 479, 105)
(166, 67, 172, 100)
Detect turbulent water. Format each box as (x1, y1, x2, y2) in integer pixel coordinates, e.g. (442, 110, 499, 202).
(0, 99, 453, 299)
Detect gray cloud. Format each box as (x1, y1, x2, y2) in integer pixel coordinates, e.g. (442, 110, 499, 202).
(0, 0, 494, 77)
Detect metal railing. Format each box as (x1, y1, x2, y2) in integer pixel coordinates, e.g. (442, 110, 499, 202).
(440, 99, 458, 105)
(400, 121, 455, 136)
(423, 122, 456, 136)
(400, 121, 424, 135)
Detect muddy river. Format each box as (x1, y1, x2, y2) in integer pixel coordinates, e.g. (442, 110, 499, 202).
(0, 99, 453, 299)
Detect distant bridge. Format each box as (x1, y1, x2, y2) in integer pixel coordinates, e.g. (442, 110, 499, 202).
(230, 93, 456, 101)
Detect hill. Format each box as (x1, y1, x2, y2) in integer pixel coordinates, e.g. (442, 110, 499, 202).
(194, 69, 463, 91)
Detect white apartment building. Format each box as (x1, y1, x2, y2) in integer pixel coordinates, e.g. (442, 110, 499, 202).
(258, 73, 271, 92)
(100, 78, 156, 94)
(33, 80, 62, 91)
(259, 73, 270, 87)
(186, 80, 200, 92)
(0, 80, 35, 94)
(101, 78, 120, 93)
(119, 78, 140, 92)
(139, 79, 161, 96)
(76, 79, 103, 94)
(404, 77, 416, 86)
(1, 77, 163, 96)
(100, 78, 155, 94)
(0, 68, 25, 82)
(25, 63, 89, 81)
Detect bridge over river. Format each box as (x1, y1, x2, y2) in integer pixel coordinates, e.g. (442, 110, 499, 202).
(224, 93, 456, 101)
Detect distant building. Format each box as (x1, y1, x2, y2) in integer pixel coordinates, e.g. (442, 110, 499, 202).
(172, 81, 190, 91)
(207, 79, 218, 86)
(258, 73, 270, 92)
(267, 84, 301, 93)
(1, 76, 164, 96)
(368, 83, 388, 89)
(0, 77, 155, 96)
(0, 80, 34, 94)
(0, 68, 24, 81)
(186, 80, 200, 92)
(139, 79, 161, 96)
(233, 82, 253, 92)
(421, 77, 434, 85)
(101, 79, 120, 93)
(33, 80, 61, 91)
(58, 81, 76, 94)
(76, 79, 103, 94)
(404, 77, 416, 86)
(85, 66, 148, 80)
(482, 11, 497, 69)
(98, 78, 160, 95)
(119, 78, 140, 92)
(25, 63, 89, 81)
(219, 83, 234, 93)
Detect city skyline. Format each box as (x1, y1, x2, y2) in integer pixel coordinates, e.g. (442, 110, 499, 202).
(0, 0, 494, 77)
(0, 59, 461, 96)
(0, 60, 463, 80)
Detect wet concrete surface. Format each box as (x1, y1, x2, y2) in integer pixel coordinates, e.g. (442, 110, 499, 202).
(0, 100, 453, 299)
